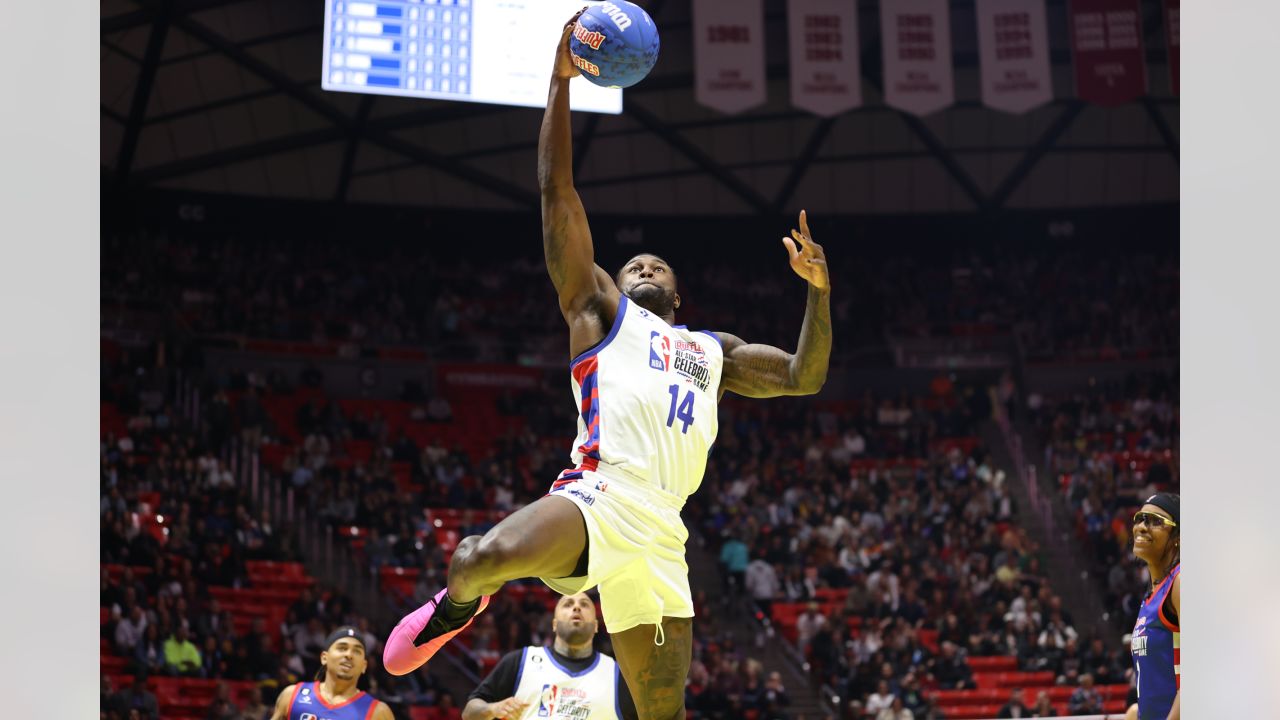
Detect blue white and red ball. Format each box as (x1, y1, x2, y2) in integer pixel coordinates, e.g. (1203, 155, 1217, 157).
(568, 1, 660, 89)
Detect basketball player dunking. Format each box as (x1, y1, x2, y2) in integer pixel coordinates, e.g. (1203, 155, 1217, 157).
(383, 13, 833, 720)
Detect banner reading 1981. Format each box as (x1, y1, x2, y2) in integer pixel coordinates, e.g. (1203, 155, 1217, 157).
(693, 0, 767, 114)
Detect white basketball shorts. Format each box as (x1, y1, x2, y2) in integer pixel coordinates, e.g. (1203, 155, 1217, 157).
(540, 468, 693, 635)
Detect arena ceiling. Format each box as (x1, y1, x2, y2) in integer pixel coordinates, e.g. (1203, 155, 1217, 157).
(101, 0, 1179, 216)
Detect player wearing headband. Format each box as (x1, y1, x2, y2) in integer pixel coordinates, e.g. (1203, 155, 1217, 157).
(270, 626, 393, 720)
(1128, 492, 1180, 720)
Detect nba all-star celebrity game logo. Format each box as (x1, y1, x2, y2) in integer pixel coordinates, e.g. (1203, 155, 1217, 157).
(649, 332, 709, 391)
(539, 683, 591, 719)
(1131, 615, 1149, 657)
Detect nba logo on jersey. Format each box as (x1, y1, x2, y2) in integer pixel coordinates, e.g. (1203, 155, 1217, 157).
(300, 714, 317, 720)
(538, 684, 559, 716)
(649, 331, 670, 371)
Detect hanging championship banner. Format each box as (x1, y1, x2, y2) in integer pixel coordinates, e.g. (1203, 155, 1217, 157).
(693, 0, 767, 114)
(975, 0, 1053, 114)
(1068, 0, 1148, 106)
(880, 0, 954, 116)
(1164, 0, 1179, 95)
(788, 0, 862, 117)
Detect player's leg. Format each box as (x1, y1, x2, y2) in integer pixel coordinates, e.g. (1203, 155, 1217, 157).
(384, 494, 586, 675)
(447, 493, 586, 601)
(610, 617, 694, 720)
(604, 533, 695, 720)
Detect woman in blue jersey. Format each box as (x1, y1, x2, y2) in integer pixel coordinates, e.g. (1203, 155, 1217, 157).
(1128, 493, 1180, 720)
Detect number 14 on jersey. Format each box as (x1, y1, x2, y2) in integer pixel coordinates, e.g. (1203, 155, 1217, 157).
(666, 384, 695, 433)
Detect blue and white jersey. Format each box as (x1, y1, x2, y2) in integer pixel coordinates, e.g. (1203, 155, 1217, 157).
(553, 296, 724, 503)
(286, 681, 381, 720)
(513, 647, 623, 720)
(1131, 564, 1180, 719)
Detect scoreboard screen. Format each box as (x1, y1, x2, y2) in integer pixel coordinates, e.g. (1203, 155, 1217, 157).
(321, 0, 623, 114)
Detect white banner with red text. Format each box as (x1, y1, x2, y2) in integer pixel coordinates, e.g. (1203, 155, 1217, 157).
(976, 0, 1053, 114)
(693, 0, 767, 114)
(880, 0, 955, 116)
(788, 0, 863, 117)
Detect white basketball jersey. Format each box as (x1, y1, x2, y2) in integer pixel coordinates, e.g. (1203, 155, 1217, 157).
(513, 647, 622, 720)
(554, 296, 723, 502)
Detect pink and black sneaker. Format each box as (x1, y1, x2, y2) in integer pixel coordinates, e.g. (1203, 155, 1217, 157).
(383, 589, 490, 675)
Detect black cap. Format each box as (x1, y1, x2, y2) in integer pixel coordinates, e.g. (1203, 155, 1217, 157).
(324, 626, 365, 651)
(1144, 492, 1180, 526)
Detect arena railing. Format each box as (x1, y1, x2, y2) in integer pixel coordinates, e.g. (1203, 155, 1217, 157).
(224, 435, 484, 687)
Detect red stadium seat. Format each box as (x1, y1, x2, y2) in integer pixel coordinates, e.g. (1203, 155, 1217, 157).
(972, 670, 1054, 690)
(966, 655, 1017, 672)
(101, 654, 129, 673)
(380, 566, 421, 600)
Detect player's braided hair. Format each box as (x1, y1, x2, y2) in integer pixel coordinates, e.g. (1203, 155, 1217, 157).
(1161, 524, 1180, 581)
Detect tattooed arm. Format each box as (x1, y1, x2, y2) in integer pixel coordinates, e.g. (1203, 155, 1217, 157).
(717, 210, 832, 398)
(539, 12, 619, 335)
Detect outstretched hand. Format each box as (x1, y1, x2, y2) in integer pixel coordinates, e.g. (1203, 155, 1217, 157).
(489, 696, 530, 719)
(554, 8, 588, 79)
(782, 210, 829, 290)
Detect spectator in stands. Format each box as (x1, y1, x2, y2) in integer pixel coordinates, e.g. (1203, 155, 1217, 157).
(867, 680, 895, 716)
(917, 697, 947, 720)
(782, 565, 815, 601)
(719, 531, 750, 598)
(760, 670, 791, 716)
(205, 681, 239, 720)
(426, 395, 453, 423)
(239, 688, 270, 720)
(928, 642, 974, 690)
(110, 673, 160, 720)
(1030, 690, 1058, 717)
(289, 588, 320, 625)
(746, 553, 780, 615)
(795, 601, 828, 654)
(1056, 637, 1083, 685)
(278, 637, 307, 679)
(200, 635, 226, 678)
(1037, 615, 1078, 652)
(134, 623, 167, 676)
(1067, 673, 1104, 715)
(163, 625, 203, 676)
(897, 673, 925, 716)
(877, 695, 913, 720)
(244, 618, 276, 679)
(115, 604, 149, 655)
(195, 598, 229, 639)
(100, 675, 117, 718)
(1083, 636, 1122, 684)
(996, 687, 1030, 718)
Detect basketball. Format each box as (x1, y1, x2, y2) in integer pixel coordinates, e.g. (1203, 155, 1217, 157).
(568, 1, 660, 89)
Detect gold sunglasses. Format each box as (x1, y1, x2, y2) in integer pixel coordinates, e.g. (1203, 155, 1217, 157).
(1132, 511, 1177, 529)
